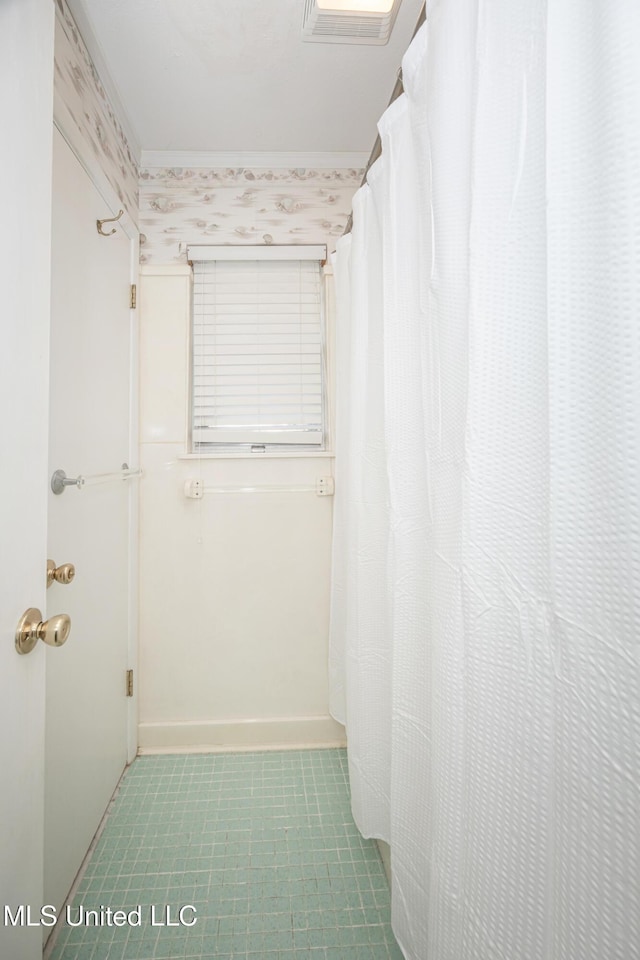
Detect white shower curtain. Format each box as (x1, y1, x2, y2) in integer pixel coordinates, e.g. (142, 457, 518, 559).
(329, 2, 640, 959)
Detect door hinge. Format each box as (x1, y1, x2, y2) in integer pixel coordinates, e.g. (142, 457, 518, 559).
(126, 669, 134, 697)
(130, 284, 137, 309)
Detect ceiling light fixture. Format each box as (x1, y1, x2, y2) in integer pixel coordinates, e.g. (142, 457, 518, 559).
(302, 0, 402, 45)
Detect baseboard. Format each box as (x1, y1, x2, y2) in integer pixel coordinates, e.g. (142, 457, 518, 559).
(138, 715, 346, 754)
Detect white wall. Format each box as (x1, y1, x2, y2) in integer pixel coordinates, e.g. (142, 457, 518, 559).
(52, 0, 141, 767)
(138, 265, 345, 751)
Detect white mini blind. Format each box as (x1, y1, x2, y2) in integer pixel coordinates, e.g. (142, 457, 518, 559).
(192, 258, 324, 447)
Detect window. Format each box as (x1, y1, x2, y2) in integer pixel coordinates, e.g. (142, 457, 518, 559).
(188, 245, 327, 452)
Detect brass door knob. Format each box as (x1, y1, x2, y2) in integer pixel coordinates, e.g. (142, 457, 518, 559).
(15, 608, 71, 655)
(47, 559, 76, 588)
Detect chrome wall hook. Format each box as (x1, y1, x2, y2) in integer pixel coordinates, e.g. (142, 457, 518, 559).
(96, 209, 124, 236)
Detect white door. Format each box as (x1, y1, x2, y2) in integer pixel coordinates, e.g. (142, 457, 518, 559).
(0, 2, 54, 959)
(44, 127, 135, 913)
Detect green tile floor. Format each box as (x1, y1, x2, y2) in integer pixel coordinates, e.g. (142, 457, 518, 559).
(48, 749, 403, 960)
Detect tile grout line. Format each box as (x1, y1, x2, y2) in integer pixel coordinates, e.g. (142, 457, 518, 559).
(49, 748, 403, 960)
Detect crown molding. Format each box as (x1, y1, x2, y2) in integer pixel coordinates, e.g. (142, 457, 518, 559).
(140, 150, 369, 170)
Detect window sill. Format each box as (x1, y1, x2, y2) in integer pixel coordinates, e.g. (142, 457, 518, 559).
(178, 451, 335, 460)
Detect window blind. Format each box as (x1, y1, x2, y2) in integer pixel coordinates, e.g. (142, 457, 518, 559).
(192, 259, 324, 447)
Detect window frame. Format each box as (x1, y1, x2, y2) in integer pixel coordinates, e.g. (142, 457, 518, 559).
(187, 245, 329, 456)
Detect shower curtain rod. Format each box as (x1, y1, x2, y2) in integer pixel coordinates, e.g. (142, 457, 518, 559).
(343, 2, 426, 236)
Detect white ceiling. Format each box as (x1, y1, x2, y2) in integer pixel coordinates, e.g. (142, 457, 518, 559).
(67, 0, 424, 160)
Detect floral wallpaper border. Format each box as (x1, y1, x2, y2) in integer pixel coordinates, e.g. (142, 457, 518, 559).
(54, 0, 139, 219)
(139, 166, 362, 264)
(140, 167, 364, 185)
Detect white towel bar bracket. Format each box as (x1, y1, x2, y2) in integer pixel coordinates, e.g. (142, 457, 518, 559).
(183, 477, 334, 498)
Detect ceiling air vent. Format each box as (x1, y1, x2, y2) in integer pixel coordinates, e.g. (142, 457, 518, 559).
(302, 0, 402, 45)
